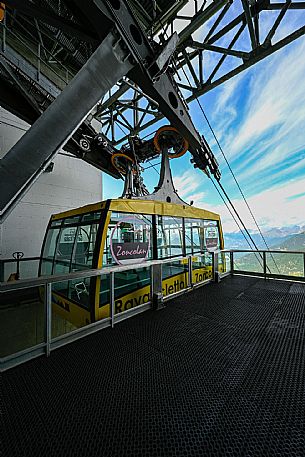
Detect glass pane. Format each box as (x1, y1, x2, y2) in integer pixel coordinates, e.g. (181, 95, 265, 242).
(162, 260, 188, 296)
(185, 221, 193, 255)
(114, 267, 151, 313)
(234, 252, 264, 273)
(0, 285, 45, 357)
(266, 252, 304, 277)
(72, 224, 96, 271)
(68, 277, 92, 309)
(2, 259, 39, 281)
(63, 215, 81, 225)
(53, 226, 77, 275)
(51, 276, 93, 338)
(192, 254, 213, 283)
(157, 215, 183, 258)
(203, 220, 220, 251)
(41, 227, 61, 275)
(50, 219, 62, 228)
(98, 268, 151, 318)
(218, 252, 229, 274)
(82, 211, 101, 223)
(52, 277, 93, 313)
(104, 212, 153, 266)
(185, 219, 204, 254)
(99, 274, 110, 308)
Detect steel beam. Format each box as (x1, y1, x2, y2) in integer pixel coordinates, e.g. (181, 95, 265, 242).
(187, 24, 305, 99)
(241, 0, 258, 49)
(0, 58, 42, 115)
(0, 31, 133, 222)
(191, 41, 249, 60)
(178, 0, 229, 45)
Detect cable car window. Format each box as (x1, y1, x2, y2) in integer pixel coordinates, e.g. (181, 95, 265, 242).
(40, 226, 61, 275)
(82, 212, 102, 223)
(157, 216, 183, 259)
(53, 225, 77, 275)
(51, 224, 76, 296)
(99, 212, 152, 307)
(203, 220, 220, 251)
(103, 212, 153, 266)
(50, 219, 62, 228)
(71, 220, 99, 271)
(63, 215, 81, 225)
(185, 219, 204, 254)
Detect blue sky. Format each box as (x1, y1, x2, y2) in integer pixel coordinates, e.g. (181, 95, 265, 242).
(103, 4, 305, 234)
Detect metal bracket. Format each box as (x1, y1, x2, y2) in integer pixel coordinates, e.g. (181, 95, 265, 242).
(138, 147, 188, 205)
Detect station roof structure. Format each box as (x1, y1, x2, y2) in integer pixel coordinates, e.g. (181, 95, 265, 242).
(0, 0, 305, 221)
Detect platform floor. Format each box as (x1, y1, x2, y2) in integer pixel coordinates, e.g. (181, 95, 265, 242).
(2, 275, 305, 457)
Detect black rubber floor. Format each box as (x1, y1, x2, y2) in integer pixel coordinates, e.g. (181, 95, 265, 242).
(2, 276, 305, 457)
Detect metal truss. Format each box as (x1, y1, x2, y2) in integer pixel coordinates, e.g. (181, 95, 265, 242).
(2, 0, 305, 148)
(0, 0, 221, 221)
(0, 0, 305, 220)
(97, 0, 305, 145)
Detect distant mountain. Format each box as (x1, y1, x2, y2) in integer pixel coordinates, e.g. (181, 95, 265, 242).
(232, 231, 305, 277)
(271, 232, 305, 252)
(224, 225, 305, 250)
(224, 232, 291, 250)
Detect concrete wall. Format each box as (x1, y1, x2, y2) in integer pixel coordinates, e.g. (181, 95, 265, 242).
(0, 107, 103, 261)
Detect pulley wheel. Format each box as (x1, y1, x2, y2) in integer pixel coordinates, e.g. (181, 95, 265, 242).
(153, 126, 189, 158)
(111, 152, 135, 175)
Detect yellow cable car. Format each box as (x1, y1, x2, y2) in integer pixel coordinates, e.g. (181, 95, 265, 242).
(39, 198, 224, 327)
(39, 126, 224, 328)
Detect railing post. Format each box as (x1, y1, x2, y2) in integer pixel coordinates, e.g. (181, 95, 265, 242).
(110, 272, 115, 328)
(0, 260, 4, 282)
(230, 251, 234, 275)
(187, 255, 193, 288)
(303, 253, 305, 280)
(45, 282, 52, 357)
(212, 251, 220, 283)
(151, 263, 164, 310)
(263, 251, 267, 279)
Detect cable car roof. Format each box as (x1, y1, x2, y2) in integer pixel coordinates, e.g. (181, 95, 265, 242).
(51, 198, 221, 221)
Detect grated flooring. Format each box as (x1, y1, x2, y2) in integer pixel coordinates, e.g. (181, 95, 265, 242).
(2, 275, 305, 457)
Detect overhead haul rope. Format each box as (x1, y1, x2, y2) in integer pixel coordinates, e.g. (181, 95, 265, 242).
(195, 98, 280, 273)
(180, 65, 279, 273)
(209, 179, 264, 269)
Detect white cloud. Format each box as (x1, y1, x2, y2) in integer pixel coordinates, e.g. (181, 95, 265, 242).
(201, 175, 305, 234)
(173, 169, 206, 201)
(225, 36, 305, 162)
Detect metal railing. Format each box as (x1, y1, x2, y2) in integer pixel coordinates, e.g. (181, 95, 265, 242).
(1, 248, 304, 371)
(0, 256, 41, 282)
(0, 253, 217, 371)
(225, 249, 305, 281)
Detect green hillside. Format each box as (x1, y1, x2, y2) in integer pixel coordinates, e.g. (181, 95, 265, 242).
(234, 232, 305, 277)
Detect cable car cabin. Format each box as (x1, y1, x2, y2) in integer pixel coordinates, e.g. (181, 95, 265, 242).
(39, 199, 224, 327)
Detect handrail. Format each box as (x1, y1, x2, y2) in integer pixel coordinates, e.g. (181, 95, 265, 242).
(1, 248, 305, 290)
(221, 249, 305, 255)
(0, 256, 41, 264)
(0, 254, 209, 292)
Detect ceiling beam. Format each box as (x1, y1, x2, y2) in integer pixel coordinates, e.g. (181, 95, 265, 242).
(4, 0, 98, 43)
